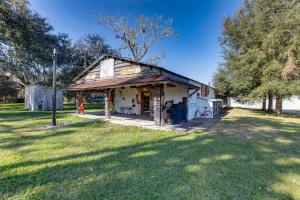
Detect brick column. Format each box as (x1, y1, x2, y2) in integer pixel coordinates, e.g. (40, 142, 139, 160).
(153, 84, 164, 126)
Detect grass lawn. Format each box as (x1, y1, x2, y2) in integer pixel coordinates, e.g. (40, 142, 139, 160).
(0, 104, 299, 199)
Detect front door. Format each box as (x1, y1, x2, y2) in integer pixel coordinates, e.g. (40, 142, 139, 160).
(141, 91, 151, 115)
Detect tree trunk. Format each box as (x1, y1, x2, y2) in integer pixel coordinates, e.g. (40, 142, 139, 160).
(267, 92, 273, 112)
(275, 97, 283, 115)
(262, 96, 266, 111)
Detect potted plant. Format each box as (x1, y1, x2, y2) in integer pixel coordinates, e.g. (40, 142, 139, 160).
(107, 102, 115, 119)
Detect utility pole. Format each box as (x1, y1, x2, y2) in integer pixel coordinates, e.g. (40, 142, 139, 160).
(52, 48, 57, 126)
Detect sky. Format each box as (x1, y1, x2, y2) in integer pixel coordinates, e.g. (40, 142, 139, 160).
(29, 0, 242, 85)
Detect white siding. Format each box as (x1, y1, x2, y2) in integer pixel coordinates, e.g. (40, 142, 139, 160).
(229, 98, 264, 109)
(25, 85, 63, 111)
(187, 87, 219, 120)
(228, 96, 300, 111)
(164, 84, 187, 104)
(188, 89, 214, 120)
(114, 87, 139, 114)
(100, 58, 114, 79)
(164, 84, 220, 120)
(208, 87, 216, 99)
(283, 96, 300, 110)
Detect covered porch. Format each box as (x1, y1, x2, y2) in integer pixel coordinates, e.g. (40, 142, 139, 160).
(65, 75, 197, 126)
(74, 110, 212, 132)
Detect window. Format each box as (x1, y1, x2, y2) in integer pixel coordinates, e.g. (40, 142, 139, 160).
(201, 85, 210, 97)
(100, 58, 114, 78)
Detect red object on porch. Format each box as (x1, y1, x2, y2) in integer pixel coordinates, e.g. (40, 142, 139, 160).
(79, 103, 85, 114)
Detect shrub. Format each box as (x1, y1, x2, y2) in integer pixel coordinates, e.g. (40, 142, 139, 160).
(5, 97, 25, 103)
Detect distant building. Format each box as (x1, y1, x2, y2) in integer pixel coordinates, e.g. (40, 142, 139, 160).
(228, 96, 300, 111)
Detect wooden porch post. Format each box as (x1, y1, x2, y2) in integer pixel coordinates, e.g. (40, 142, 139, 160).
(105, 89, 111, 119)
(76, 91, 83, 114)
(153, 84, 164, 126)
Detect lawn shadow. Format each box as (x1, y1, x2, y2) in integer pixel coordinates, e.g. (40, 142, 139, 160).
(0, 113, 299, 199)
(0, 120, 109, 150)
(242, 108, 300, 118)
(0, 111, 52, 123)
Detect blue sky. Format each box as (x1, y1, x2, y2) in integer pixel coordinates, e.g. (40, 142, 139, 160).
(29, 0, 242, 85)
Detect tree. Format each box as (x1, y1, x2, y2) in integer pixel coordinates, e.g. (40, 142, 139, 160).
(0, 0, 72, 86)
(250, 0, 300, 114)
(60, 34, 118, 102)
(60, 34, 118, 85)
(214, 0, 300, 114)
(97, 14, 175, 63)
(0, 74, 24, 102)
(0, 0, 119, 105)
(213, 66, 232, 97)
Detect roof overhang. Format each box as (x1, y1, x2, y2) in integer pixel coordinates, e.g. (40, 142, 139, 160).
(72, 54, 212, 90)
(65, 75, 171, 91)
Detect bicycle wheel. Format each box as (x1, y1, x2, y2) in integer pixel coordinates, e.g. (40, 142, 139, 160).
(194, 110, 201, 119)
(204, 110, 213, 118)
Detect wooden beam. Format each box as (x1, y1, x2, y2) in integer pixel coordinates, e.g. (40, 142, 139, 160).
(189, 89, 198, 97)
(76, 91, 83, 114)
(104, 89, 110, 119)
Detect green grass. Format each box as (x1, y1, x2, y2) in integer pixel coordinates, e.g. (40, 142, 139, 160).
(63, 103, 104, 113)
(0, 104, 299, 199)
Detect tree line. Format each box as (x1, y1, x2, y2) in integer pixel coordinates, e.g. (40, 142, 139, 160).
(213, 0, 300, 114)
(0, 0, 119, 89)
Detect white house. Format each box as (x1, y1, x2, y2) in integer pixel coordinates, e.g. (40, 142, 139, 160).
(65, 54, 224, 125)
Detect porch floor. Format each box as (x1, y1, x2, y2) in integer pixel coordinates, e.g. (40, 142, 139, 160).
(73, 111, 213, 132)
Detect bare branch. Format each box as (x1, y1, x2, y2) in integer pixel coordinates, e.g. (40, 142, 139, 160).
(96, 14, 175, 63)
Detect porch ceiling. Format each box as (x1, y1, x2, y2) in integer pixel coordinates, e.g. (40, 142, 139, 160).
(64, 75, 170, 91)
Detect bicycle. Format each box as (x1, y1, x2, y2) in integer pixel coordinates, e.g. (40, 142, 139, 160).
(193, 106, 213, 119)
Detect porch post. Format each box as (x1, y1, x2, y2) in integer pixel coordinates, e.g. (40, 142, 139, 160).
(153, 84, 164, 126)
(76, 91, 78, 114)
(76, 91, 83, 114)
(105, 89, 110, 119)
(186, 87, 189, 120)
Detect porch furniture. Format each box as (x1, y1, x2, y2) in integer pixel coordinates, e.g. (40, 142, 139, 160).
(120, 106, 133, 114)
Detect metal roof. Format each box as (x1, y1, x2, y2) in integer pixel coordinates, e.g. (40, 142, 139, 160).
(72, 54, 215, 90)
(65, 75, 170, 91)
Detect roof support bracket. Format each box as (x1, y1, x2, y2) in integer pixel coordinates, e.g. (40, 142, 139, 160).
(189, 89, 198, 97)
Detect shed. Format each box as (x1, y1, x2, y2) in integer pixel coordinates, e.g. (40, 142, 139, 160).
(25, 85, 64, 111)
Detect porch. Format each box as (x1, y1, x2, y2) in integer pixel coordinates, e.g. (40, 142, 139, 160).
(65, 75, 196, 126)
(74, 111, 212, 132)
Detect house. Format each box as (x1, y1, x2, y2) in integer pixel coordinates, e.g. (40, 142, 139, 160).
(65, 54, 223, 126)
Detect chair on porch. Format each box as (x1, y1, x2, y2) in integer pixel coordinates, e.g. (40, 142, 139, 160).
(119, 106, 133, 115)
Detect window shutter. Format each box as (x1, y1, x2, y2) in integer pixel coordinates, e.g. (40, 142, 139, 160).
(201, 85, 210, 97)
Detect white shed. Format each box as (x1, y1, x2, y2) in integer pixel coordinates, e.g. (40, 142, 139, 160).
(25, 85, 64, 111)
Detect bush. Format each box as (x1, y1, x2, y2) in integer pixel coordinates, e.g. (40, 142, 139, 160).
(5, 97, 25, 104)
